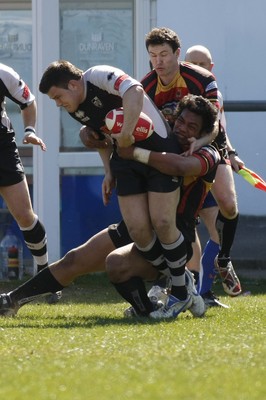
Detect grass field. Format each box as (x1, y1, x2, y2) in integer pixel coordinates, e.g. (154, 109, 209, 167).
(0, 273, 265, 400)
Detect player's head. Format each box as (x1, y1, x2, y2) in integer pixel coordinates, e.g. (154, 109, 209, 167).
(39, 60, 83, 93)
(145, 27, 181, 53)
(174, 94, 218, 149)
(39, 60, 84, 113)
(145, 27, 181, 82)
(185, 45, 214, 72)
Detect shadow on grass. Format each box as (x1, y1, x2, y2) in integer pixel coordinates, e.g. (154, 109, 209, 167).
(1, 312, 200, 329)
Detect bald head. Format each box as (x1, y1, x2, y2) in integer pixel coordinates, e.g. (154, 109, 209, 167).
(185, 45, 214, 72)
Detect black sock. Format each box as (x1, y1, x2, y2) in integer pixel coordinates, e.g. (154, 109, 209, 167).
(152, 273, 169, 288)
(136, 235, 167, 271)
(171, 285, 187, 300)
(216, 212, 239, 258)
(8, 268, 65, 306)
(190, 270, 199, 285)
(112, 277, 154, 316)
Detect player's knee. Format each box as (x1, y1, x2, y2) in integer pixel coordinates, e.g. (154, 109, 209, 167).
(219, 201, 238, 218)
(105, 252, 124, 282)
(151, 216, 172, 237)
(126, 225, 151, 246)
(59, 249, 77, 272)
(217, 194, 238, 218)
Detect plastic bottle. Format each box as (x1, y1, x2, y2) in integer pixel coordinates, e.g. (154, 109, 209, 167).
(0, 228, 23, 280)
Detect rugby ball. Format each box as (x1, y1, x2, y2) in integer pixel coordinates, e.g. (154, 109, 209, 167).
(105, 107, 154, 141)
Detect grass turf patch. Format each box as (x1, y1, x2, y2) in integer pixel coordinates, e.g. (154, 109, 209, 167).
(0, 273, 265, 400)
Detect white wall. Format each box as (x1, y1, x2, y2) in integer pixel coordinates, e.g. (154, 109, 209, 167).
(156, 0, 266, 216)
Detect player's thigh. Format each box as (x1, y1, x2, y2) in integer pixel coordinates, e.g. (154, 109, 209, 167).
(72, 228, 116, 273)
(149, 188, 180, 223)
(149, 188, 180, 232)
(118, 193, 153, 243)
(148, 188, 180, 242)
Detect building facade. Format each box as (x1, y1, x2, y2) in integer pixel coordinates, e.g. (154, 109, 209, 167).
(0, 0, 265, 265)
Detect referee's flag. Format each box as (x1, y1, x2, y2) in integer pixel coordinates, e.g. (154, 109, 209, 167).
(237, 166, 266, 192)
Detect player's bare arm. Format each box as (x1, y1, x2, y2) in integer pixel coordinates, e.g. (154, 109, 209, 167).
(118, 145, 207, 177)
(112, 85, 144, 148)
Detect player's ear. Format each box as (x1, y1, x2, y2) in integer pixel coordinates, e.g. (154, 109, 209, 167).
(175, 48, 181, 58)
(68, 80, 79, 90)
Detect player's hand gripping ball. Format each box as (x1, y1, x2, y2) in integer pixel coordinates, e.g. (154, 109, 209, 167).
(105, 107, 154, 141)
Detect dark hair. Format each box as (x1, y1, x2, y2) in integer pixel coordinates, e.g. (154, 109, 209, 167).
(39, 60, 83, 93)
(176, 94, 218, 134)
(145, 27, 181, 53)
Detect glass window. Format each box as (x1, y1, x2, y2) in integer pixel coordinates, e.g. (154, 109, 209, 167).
(59, 0, 134, 150)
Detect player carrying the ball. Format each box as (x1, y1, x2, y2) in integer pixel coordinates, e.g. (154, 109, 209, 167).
(38, 60, 209, 318)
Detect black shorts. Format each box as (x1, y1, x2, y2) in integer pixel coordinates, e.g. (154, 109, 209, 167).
(110, 131, 182, 196)
(0, 130, 25, 186)
(110, 156, 181, 195)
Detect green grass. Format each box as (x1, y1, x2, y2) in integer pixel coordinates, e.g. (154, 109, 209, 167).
(0, 274, 265, 400)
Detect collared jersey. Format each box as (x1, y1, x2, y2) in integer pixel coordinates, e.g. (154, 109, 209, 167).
(0, 63, 35, 133)
(141, 62, 227, 154)
(68, 65, 169, 140)
(142, 62, 219, 123)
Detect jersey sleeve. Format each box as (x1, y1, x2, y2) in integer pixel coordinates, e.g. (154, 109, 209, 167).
(0, 64, 35, 109)
(191, 145, 221, 177)
(84, 65, 141, 98)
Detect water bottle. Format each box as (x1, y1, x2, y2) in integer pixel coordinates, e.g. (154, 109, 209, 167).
(0, 228, 23, 280)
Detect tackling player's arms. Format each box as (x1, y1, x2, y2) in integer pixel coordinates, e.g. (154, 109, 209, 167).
(118, 144, 220, 178)
(146, 148, 219, 176)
